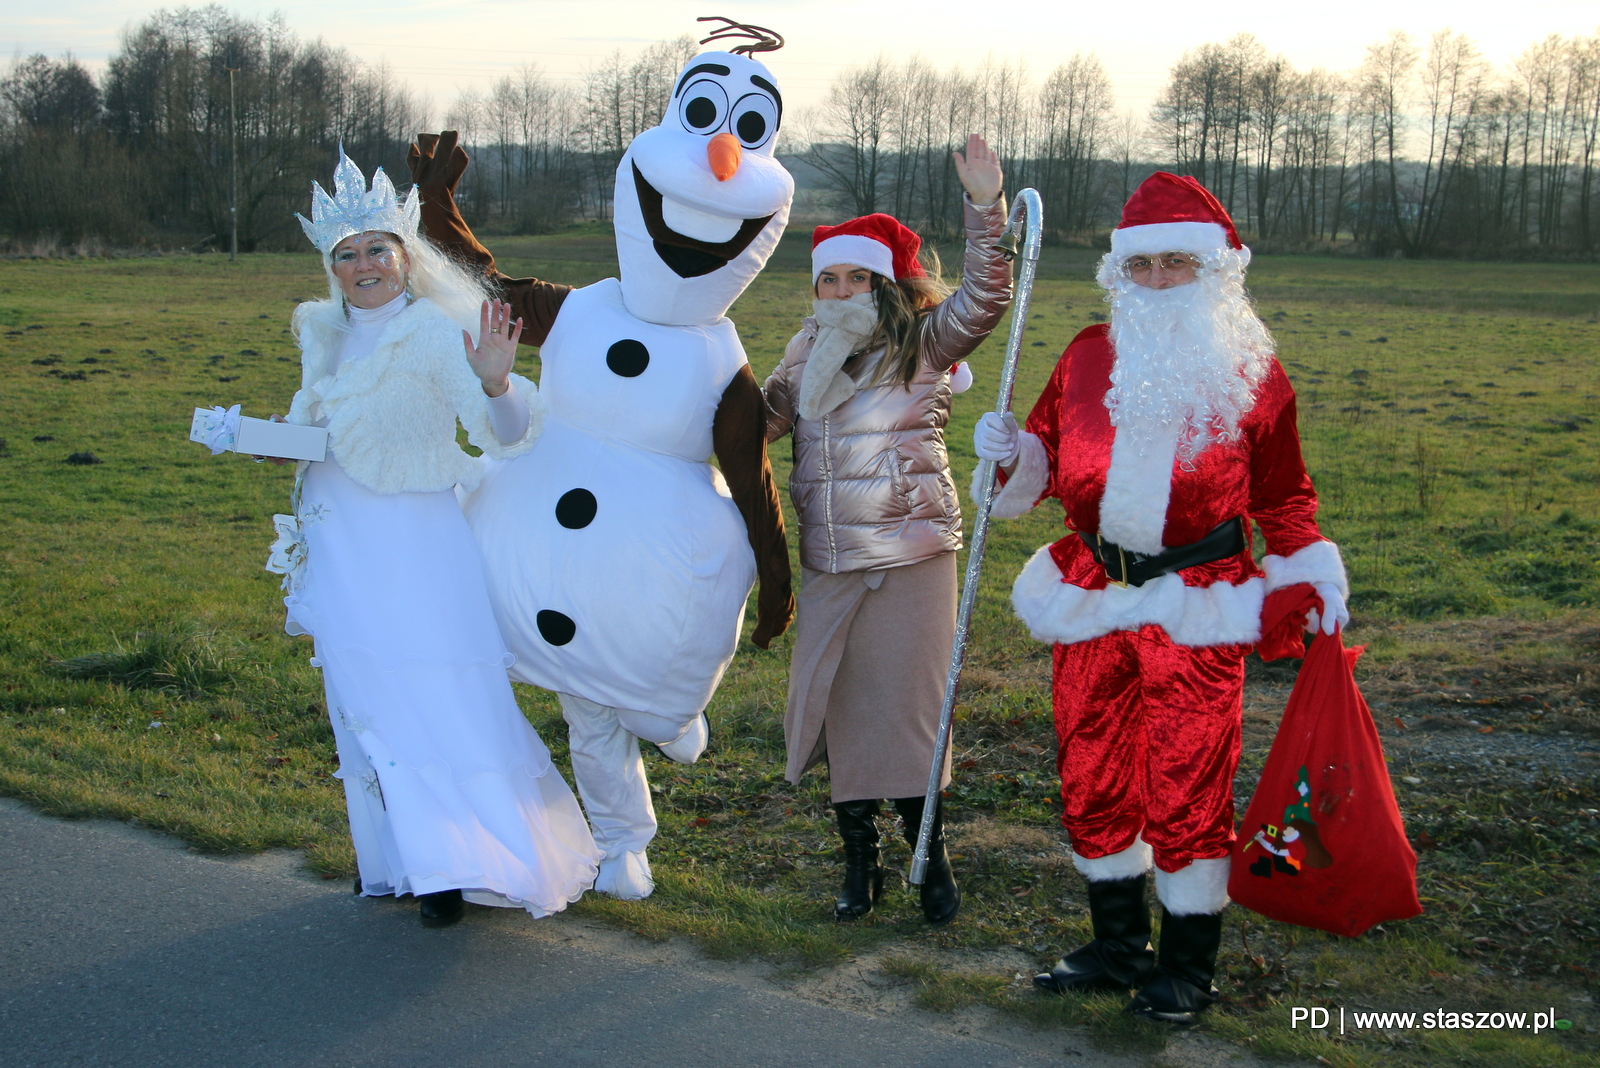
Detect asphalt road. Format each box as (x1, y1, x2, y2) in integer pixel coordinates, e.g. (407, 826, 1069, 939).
(0, 800, 1261, 1068)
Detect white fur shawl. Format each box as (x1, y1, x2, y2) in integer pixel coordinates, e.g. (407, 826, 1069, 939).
(286, 297, 541, 495)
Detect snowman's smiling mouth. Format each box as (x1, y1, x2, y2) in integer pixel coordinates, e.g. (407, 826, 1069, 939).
(633, 164, 776, 279)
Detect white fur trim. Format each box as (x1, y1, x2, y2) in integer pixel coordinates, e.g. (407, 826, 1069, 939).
(1262, 539, 1347, 596)
(1072, 837, 1152, 881)
(980, 432, 1050, 519)
(1111, 221, 1232, 260)
(1155, 857, 1231, 915)
(949, 360, 973, 394)
(813, 234, 895, 282)
(1098, 424, 1178, 554)
(287, 298, 538, 495)
(1011, 544, 1263, 648)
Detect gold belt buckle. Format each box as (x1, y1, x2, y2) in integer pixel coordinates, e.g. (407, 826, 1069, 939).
(1096, 532, 1130, 589)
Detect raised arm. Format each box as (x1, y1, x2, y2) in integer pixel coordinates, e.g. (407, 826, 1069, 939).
(917, 134, 1012, 371)
(408, 131, 571, 347)
(713, 364, 793, 649)
(917, 195, 1012, 371)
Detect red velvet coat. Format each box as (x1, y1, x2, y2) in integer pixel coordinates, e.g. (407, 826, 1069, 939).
(994, 325, 1345, 649)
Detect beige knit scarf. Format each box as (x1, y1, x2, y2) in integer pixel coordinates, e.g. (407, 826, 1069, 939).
(797, 291, 878, 421)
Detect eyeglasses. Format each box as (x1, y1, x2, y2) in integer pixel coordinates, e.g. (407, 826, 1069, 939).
(1123, 252, 1201, 278)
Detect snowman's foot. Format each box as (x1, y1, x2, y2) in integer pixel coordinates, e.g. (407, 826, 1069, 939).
(656, 713, 708, 765)
(594, 849, 654, 899)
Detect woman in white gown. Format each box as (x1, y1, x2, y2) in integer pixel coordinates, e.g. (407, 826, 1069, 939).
(269, 152, 601, 927)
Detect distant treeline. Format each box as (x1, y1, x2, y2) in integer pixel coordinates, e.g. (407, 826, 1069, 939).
(0, 7, 427, 252)
(3, 8, 1598, 258)
(800, 32, 1600, 256)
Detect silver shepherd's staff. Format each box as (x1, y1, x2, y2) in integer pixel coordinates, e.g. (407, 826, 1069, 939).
(911, 187, 1044, 885)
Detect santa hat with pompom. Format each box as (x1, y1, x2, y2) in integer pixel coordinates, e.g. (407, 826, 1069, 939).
(1110, 172, 1249, 265)
(812, 214, 925, 283)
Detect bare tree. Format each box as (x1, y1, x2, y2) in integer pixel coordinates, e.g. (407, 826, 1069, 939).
(474, 65, 580, 231)
(1574, 34, 1600, 249)
(1405, 31, 1486, 253)
(578, 36, 696, 218)
(805, 55, 899, 216)
(1101, 109, 1148, 214)
(1033, 54, 1113, 237)
(1354, 30, 1420, 253)
(1151, 42, 1227, 187)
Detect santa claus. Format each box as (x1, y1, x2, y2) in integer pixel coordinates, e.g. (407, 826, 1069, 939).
(973, 172, 1349, 1023)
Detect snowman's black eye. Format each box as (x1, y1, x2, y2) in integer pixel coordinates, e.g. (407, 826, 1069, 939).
(731, 92, 778, 149)
(686, 97, 717, 129)
(678, 79, 727, 134)
(737, 111, 765, 143)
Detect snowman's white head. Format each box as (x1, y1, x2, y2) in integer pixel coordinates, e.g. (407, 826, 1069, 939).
(615, 50, 794, 326)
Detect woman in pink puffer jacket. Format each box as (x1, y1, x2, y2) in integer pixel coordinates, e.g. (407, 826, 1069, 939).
(762, 134, 1012, 925)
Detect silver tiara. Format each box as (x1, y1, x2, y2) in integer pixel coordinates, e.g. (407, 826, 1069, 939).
(296, 148, 420, 255)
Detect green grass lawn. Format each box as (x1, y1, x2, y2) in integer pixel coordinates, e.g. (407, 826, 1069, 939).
(1, 235, 1597, 1066)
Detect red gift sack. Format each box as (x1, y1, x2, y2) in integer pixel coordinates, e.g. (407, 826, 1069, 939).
(1229, 611, 1423, 937)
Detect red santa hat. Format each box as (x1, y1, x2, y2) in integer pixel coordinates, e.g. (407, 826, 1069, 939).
(1110, 172, 1249, 264)
(812, 214, 925, 283)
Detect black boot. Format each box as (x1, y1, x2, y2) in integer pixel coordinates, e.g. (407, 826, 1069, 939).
(892, 796, 961, 926)
(418, 889, 465, 928)
(834, 799, 885, 920)
(1127, 908, 1223, 1024)
(1034, 874, 1156, 993)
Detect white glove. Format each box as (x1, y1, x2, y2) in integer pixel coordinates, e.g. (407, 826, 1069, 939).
(974, 410, 1020, 465)
(1308, 582, 1349, 635)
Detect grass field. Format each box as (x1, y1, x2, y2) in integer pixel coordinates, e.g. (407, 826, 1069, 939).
(1, 233, 1597, 1066)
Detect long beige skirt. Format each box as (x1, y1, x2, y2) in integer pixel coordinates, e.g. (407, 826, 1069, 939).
(783, 552, 957, 803)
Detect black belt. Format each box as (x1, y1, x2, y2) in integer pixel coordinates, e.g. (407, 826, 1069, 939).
(1079, 517, 1246, 588)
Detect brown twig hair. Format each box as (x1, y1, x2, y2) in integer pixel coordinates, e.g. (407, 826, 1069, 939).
(696, 16, 784, 55)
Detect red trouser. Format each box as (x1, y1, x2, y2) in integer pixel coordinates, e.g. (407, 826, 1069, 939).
(1051, 624, 1247, 872)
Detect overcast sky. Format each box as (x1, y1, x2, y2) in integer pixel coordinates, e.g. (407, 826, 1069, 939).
(9, 0, 1599, 122)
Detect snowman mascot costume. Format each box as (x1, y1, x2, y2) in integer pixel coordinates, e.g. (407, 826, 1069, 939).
(407, 41, 793, 899)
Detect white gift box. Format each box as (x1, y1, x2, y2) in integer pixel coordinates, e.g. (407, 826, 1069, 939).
(190, 405, 328, 462)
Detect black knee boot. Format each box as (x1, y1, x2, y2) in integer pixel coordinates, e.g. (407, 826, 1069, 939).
(834, 799, 884, 920)
(892, 796, 961, 926)
(1034, 874, 1155, 993)
(1126, 908, 1223, 1024)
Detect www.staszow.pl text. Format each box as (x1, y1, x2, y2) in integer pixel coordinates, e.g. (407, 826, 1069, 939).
(1290, 1007, 1572, 1033)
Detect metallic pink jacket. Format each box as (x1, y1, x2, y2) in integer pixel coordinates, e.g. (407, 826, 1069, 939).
(763, 196, 1012, 573)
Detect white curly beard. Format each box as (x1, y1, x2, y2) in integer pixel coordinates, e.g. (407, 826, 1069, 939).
(1096, 248, 1273, 467)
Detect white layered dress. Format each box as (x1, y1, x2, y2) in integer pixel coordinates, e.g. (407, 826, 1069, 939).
(282, 294, 601, 915)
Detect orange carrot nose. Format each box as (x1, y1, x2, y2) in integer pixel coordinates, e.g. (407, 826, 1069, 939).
(708, 132, 741, 181)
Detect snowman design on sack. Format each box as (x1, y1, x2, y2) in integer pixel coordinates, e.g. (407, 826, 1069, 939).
(411, 23, 794, 899)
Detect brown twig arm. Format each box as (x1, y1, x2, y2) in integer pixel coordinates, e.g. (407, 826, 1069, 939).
(712, 364, 793, 647)
(407, 131, 571, 347)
